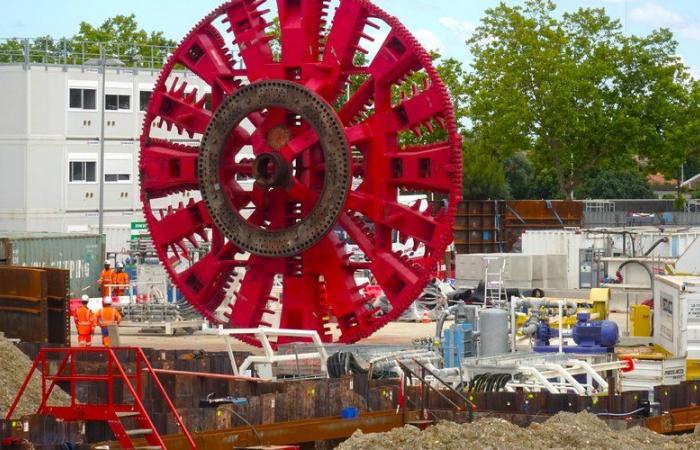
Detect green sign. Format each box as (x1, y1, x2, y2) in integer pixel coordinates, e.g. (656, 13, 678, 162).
(130, 221, 150, 239)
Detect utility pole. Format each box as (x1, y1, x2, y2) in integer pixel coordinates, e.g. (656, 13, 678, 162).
(98, 43, 106, 236)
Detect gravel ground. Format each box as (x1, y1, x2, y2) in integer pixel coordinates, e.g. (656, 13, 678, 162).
(0, 336, 70, 417)
(338, 411, 700, 450)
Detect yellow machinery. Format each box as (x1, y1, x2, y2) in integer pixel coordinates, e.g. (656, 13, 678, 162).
(630, 304, 652, 337)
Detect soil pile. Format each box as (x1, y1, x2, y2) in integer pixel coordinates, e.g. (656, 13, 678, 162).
(0, 336, 70, 417)
(339, 411, 700, 450)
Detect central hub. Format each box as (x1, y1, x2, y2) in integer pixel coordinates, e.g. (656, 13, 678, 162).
(253, 152, 289, 188)
(199, 80, 351, 258)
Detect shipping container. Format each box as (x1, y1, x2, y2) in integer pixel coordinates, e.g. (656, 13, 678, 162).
(0, 231, 105, 297)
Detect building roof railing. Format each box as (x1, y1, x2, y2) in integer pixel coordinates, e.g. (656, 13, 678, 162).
(0, 37, 173, 69)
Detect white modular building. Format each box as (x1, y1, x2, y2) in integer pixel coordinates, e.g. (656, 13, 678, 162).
(0, 51, 214, 252)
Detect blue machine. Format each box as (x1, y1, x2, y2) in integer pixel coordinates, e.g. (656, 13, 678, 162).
(533, 312, 618, 353)
(442, 322, 475, 367)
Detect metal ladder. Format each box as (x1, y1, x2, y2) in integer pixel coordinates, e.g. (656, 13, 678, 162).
(483, 256, 507, 307)
(6, 347, 197, 450)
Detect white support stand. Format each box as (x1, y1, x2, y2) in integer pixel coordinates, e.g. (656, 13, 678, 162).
(206, 327, 329, 381)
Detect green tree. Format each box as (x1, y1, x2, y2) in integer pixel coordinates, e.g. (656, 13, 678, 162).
(462, 141, 509, 199)
(503, 152, 535, 199)
(0, 14, 175, 67)
(576, 168, 655, 199)
(466, 0, 692, 199)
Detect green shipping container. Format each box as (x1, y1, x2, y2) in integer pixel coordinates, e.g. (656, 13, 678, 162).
(0, 232, 105, 297)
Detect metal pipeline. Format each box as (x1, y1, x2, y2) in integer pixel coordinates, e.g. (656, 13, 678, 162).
(616, 259, 655, 291)
(643, 237, 669, 256)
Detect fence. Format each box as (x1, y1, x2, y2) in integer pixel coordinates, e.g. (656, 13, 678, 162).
(0, 37, 173, 69)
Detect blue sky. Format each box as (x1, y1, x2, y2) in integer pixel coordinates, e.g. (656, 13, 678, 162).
(3, 0, 699, 77)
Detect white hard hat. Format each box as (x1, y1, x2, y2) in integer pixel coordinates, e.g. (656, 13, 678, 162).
(116, 262, 124, 269)
(104, 260, 111, 266)
(103, 298, 112, 305)
(81, 294, 89, 302)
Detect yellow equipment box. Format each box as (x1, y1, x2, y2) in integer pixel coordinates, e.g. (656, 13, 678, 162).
(630, 304, 652, 337)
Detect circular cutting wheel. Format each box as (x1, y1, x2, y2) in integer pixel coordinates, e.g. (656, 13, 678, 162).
(140, 0, 462, 345)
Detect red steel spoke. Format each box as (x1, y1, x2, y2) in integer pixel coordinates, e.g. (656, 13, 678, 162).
(178, 242, 240, 314)
(279, 128, 319, 161)
(278, 273, 330, 342)
(150, 200, 212, 251)
(151, 79, 211, 137)
(227, 256, 279, 328)
(140, 139, 199, 199)
(305, 234, 377, 340)
(347, 191, 440, 249)
(386, 142, 458, 193)
(276, 0, 328, 68)
(224, 0, 275, 81)
(370, 249, 423, 308)
(176, 25, 241, 94)
(308, 0, 369, 100)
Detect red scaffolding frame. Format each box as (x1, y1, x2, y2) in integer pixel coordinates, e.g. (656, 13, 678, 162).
(6, 346, 197, 449)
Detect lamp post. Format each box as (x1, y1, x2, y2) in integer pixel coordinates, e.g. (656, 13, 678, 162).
(98, 44, 106, 237)
(85, 45, 124, 237)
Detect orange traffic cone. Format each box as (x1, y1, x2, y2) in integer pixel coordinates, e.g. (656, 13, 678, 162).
(421, 312, 431, 323)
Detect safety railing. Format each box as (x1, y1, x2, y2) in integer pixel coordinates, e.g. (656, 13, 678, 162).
(5, 346, 197, 449)
(0, 37, 172, 69)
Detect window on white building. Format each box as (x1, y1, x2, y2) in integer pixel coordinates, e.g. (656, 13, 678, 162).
(139, 91, 152, 111)
(105, 94, 131, 111)
(104, 154, 133, 183)
(69, 88, 97, 110)
(69, 161, 97, 182)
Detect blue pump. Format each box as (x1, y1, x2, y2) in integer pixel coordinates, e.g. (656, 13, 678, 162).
(534, 312, 618, 353)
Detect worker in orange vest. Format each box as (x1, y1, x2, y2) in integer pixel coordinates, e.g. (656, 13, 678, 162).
(98, 260, 115, 297)
(74, 295, 95, 347)
(96, 297, 122, 347)
(113, 263, 130, 297)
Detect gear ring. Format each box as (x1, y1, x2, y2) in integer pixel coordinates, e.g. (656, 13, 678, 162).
(199, 80, 351, 257)
(139, 0, 463, 347)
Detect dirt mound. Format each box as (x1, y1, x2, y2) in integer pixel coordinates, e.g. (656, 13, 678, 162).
(0, 336, 70, 417)
(338, 411, 700, 450)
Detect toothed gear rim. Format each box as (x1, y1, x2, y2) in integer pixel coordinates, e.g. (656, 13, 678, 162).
(199, 80, 351, 257)
(139, 0, 463, 347)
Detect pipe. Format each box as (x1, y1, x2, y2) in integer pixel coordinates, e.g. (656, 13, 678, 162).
(643, 237, 669, 256)
(616, 259, 655, 292)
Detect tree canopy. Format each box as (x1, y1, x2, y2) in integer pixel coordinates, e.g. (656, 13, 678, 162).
(0, 14, 175, 66)
(464, 0, 698, 199)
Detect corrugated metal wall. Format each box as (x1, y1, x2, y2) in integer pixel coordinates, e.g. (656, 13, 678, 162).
(0, 232, 105, 297)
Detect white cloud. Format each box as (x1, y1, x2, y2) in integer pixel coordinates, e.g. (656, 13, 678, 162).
(689, 65, 700, 80)
(628, 2, 700, 43)
(413, 29, 444, 54)
(629, 2, 684, 27)
(438, 16, 476, 42)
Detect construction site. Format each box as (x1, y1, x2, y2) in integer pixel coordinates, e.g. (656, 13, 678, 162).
(1, 0, 700, 449)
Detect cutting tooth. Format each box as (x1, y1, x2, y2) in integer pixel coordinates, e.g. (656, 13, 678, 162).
(359, 32, 375, 42)
(365, 19, 381, 30)
(352, 45, 369, 55)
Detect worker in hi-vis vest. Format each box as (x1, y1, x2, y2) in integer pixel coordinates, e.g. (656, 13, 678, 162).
(74, 295, 95, 347)
(98, 260, 115, 297)
(96, 297, 122, 347)
(113, 262, 129, 297)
